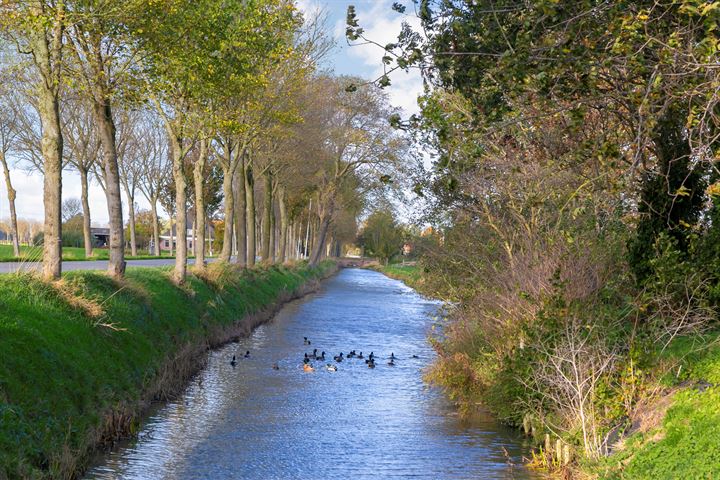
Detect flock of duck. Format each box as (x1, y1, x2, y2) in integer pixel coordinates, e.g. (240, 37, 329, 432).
(230, 336, 419, 373)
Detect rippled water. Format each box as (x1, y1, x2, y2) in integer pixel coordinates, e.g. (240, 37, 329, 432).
(86, 268, 538, 479)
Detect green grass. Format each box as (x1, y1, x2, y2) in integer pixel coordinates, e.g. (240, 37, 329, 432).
(373, 263, 423, 288)
(0, 243, 199, 262)
(595, 333, 720, 479)
(0, 260, 336, 479)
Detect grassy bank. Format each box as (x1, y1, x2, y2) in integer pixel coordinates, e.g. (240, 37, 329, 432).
(590, 333, 720, 479)
(0, 244, 182, 262)
(371, 263, 425, 291)
(0, 260, 336, 479)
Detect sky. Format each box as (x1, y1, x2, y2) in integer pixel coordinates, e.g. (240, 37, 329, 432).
(0, 1, 423, 227)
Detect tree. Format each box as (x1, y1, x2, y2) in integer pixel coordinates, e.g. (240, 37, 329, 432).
(359, 209, 403, 265)
(0, 62, 21, 256)
(61, 197, 81, 222)
(136, 111, 169, 256)
(65, 0, 142, 278)
(61, 93, 100, 257)
(1, 1, 68, 280)
(116, 109, 144, 257)
(305, 77, 407, 265)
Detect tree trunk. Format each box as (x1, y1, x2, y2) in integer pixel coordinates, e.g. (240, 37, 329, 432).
(0, 152, 21, 258)
(245, 159, 256, 267)
(169, 214, 174, 256)
(234, 154, 246, 266)
(93, 101, 125, 278)
(219, 170, 234, 262)
(37, 85, 63, 280)
(278, 186, 287, 263)
(29, 3, 64, 281)
(261, 170, 272, 262)
(309, 214, 331, 266)
(150, 199, 160, 256)
(126, 194, 137, 257)
(193, 138, 208, 270)
(171, 137, 187, 283)
(79, 167, 93, 257)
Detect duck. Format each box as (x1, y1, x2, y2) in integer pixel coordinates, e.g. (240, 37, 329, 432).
(369, 352, 375, 360)
(303, 356, 310, 364)
(230, 355, 237, 367)
(388, 358, 395, 366)
(272, 363, 280, 370)
(333, 352, 344, 362)
(347, 350, 356, 358)
(390, 352, 396, 360)
(367, 359, 376, 369)
(326, 364, 338, 372)
(303, 363, 314, 372)
(357, 351, 364, 359)
(412, 355, 419, 359)
(318, 351, 326, 361)
(311, 348, 318, 359)
(304, 337, 311, 345)
(244, 350, 250, 358)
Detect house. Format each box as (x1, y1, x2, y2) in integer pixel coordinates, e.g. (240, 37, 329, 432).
(90, 227, 110, 247)
(158, 221, 215, 253)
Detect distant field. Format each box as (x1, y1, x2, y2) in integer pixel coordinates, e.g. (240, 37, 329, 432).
(0, 244, 175, 262)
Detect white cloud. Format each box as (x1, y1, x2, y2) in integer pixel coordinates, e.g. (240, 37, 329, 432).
(336, 1, 424, 116)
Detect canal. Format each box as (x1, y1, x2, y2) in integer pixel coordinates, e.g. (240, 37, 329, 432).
(86, 268, 537, 479)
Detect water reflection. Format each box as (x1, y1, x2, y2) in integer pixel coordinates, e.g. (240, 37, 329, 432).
(86, 269, 538, 479)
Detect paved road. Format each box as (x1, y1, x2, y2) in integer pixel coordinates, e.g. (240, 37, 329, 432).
(0, 258, 203, 274)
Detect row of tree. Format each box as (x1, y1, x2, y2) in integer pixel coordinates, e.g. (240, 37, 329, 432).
(0, 0, 407, 283)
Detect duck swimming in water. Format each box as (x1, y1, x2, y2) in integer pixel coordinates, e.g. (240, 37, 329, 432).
(304, 337, 311, 345)
(333, 352, 344, 362)
(230, 355, 237, 367)
(367, 358, 376, 369)
(326, 364, 338, 372)
(390, 352, 396, 360)
(388, 358, 395, 366)
(347, 350, 356, 358)
(303, 363, 314, 372)
(272, 363, 280, 370)
(244, 350, 250, 358)
(318, 351, 326, 361)
(357, 352, 364, 359)
(411, 355, 419, 359)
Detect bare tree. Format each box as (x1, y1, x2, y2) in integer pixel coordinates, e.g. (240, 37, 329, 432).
(61, 197, 81, 222)
(0, 66, 21, 256)
(116, 110, 143, 257)
(136, 112, 169, 256)
(62, 94, 101, 257)
(524, 320, 618, 460)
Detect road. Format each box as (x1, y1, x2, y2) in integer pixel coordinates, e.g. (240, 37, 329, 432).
(0, 258, 201, 274)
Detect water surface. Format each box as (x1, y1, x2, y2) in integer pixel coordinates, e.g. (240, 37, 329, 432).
(86, 268, 537, 479)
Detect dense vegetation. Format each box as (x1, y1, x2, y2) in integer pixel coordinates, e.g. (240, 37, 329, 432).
(349, 0, 720, 477)
(0, 260, 335, 479)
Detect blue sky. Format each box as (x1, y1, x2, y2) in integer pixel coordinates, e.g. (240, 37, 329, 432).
(0, 1, 423, 225)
